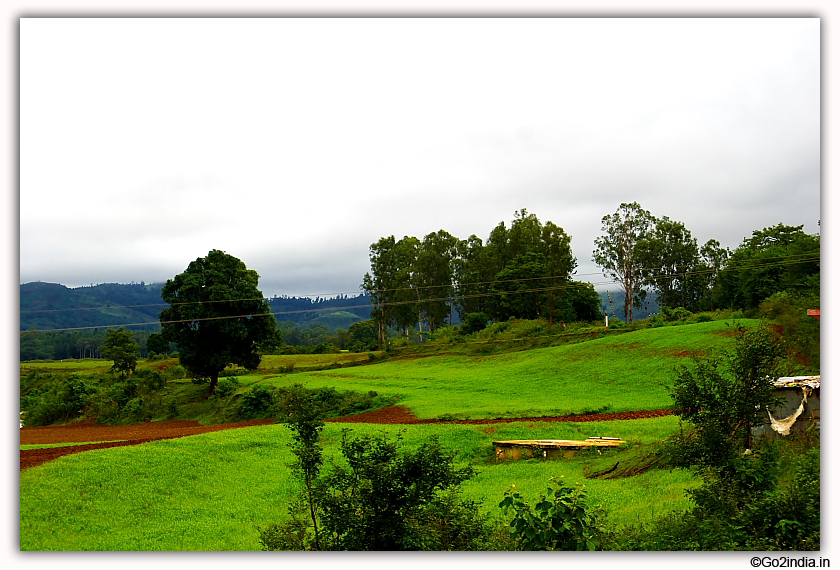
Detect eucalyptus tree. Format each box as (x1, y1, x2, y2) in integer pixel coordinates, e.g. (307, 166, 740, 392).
(592, 202, 656, 323)
(362, 236, 419, 345)
(414, 230, 459, 332)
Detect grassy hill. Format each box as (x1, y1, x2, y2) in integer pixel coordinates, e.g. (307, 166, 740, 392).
(20, 318, 772, 550)
(259, 319, 752, 420)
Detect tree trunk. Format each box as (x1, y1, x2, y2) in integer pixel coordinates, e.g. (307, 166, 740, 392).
(624, 280, 633, 324)
(209, 372, 219, 396)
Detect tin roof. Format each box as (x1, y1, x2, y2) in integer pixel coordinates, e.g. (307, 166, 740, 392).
(773, 376, 820, 389)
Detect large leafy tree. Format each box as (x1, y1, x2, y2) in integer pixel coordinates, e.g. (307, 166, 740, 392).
(714, 223, 819, 310)
(159, 250, 280, 395)
(636, 216, 702, 310)
(483, 210, 577, 323)
(453, 235, 493, 318)
(490, 252, 548, 321)
(593, 202, 656, 323)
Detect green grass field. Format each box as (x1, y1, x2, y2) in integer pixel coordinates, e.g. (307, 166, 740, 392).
(20, 418, 695, 551)
(20, 318, 760, 550)
(259, 320, 754, 419)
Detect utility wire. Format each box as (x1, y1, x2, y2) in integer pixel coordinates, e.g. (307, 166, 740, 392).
(20, 251, 819, 315)
(24, 254, 819, 333)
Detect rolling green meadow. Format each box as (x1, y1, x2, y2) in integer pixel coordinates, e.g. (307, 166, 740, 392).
(20, 319, 759, 550)
(254, 319, 751, 420)
(20, 418, 695, 551)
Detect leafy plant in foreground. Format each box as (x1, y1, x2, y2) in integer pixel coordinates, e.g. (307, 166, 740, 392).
(259, 425, 491, 551)
(499, 477, 607, 551)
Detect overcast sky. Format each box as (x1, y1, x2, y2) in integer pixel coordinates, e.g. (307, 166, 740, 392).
(19, 17, 820, 298)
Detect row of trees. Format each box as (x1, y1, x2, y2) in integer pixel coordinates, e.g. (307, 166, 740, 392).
(362, 209, 602, 347)
(593, 202, 819, 323)
(20, 328, 159, 361)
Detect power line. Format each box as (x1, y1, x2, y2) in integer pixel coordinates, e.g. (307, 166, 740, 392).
(19, 251, 819, 315)
(21, 253, 819, 332)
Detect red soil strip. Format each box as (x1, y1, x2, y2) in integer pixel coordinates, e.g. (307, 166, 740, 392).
(326, 405, 674, 425)
(21, 408, 673, 471)
(20, 419, 273, 471)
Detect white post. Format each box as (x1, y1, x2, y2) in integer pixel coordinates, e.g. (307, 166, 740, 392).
(605, 312, 609, 330)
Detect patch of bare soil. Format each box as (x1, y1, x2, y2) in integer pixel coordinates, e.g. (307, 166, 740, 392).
(327, 405, 673, 425)
(21, 407, 674, 470)
(20, 419, 273, 471)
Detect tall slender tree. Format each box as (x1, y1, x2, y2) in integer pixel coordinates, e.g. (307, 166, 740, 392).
(593, 202, 655, 323)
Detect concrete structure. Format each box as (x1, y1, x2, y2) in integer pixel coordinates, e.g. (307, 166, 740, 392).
(754, 376, 820, 440)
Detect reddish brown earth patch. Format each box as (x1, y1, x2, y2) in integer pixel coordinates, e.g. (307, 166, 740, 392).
(713, 329, 741, 337)
(22, 407, 674, 471)
(20, 419, 273, 471)
(327, 405, 673, 425)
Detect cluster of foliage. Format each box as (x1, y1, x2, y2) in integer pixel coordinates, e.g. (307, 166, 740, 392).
(620, 326, 820, 550)
(273, 319, 378, 353)
(593, 202, 730, 322)
(19, 328, 163, 362)
(625, 433, 819, 551)
(260, 389, 494, 551)
(499, 477, 608, 551)
(20, 364, 184, 426)
(592, 205, 819, 324)
(714, 223, 820, 311)
(759, 289, 821, 372)
(100, 327, 140, 377)
(362, 209, 602, 348)
(237, 383, 396, 422)
(158, 250, 281, 395)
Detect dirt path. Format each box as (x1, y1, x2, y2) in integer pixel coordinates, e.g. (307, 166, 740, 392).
(20, 407, 673, 470)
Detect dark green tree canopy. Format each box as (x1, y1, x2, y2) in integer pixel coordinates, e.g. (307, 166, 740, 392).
(159, 250, 280, 394)
(714, 223, 819, 310)
(100, 327, 139, 377)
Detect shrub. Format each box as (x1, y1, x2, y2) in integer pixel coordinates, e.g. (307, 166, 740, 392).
(261, 430, 491, 551)
(239, 384, 275, 419)
(499, 477, 607, 551)
(461, 312, 490, 335)
(215, 376, 240, 398)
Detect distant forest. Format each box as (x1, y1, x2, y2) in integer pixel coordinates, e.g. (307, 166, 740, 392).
(19, 281, 374, 360)
(19, 205, 819, 361)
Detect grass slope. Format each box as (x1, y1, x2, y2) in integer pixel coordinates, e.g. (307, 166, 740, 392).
(262, 320, 754, 420)
(20, 418, 694, 551)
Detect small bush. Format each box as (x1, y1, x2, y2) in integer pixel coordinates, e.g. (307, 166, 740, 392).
(215, 376, 240, 398)
(499, 477, 608, 551)
(461, 312, 490, 335)
(239, 384, 275, 419)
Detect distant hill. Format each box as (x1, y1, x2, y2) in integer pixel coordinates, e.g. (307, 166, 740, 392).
(20, 282, 167, 332)
(20, 282, 374, 332)
(598, 290, 660, 322)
